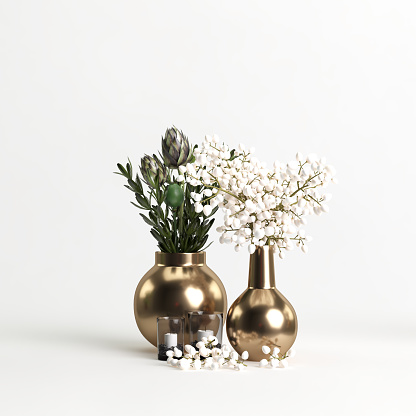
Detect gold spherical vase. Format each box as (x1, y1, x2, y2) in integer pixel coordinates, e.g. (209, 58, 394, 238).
(226, 246, 297, 361)
(134, 251, 227, 347)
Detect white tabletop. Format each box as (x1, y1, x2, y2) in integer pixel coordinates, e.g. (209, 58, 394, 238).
(1, 323, 414, 416)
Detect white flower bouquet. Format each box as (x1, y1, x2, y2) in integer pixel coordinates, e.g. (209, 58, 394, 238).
(176, 135, 337, 258)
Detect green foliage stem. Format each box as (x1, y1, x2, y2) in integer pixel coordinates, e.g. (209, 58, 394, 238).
(115, 160, 217, 253)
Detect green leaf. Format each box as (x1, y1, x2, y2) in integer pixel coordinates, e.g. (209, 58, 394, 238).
(135, 193, 151, 210)
(229, 149, 238, 161)
(130, 201, 145, 209)
(154, 205, 164, 219)
(117, 163, 128, 176)
(200, 218, 215, 236)
(140, 214, 155, 227)
(158, 240, 170, 252)
(150, 229, 165, 244)
(135, 174, 144, 193)
(158, 227, 171, 238)
(199, 234, 209, 247)
(205, 206, 218, 218)
(148, 210, 157, 220)
(200, 241, 213, 251)
(128, 179, 141, 193)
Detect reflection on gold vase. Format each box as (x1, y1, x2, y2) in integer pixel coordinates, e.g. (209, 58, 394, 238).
(134, 251, 227, 347)
(226, 246, 297, 361)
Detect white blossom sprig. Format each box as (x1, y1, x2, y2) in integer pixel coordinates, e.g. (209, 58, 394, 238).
(180, 135, 336, 257)
(259, 346, 296, 369)
(166, 337, 249, 371)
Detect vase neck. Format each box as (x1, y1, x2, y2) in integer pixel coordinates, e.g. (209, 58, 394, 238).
(155, 252, 206, 266)
(248, 246, 275, 289)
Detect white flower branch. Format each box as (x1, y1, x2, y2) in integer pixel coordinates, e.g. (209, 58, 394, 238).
(259, 346, 296, 369)
(176, 135, 337, 257)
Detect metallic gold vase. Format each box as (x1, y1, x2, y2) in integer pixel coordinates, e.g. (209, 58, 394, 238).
(226, 246, 297, 361)
(134, 251, 227, 347)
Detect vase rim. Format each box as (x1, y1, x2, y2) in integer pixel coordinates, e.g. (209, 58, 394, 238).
(155, 251, 206, 266)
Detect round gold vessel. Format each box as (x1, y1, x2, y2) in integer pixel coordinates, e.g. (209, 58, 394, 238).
(134, 251, 227, 347)
(226, 246, 297, 361)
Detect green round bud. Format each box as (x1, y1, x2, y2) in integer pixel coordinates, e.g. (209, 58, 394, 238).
(165, 184, 184, 208)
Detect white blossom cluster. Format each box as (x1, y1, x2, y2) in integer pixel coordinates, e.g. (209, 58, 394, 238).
(259, 346, 295, 369)
(177, 135, 337, 257)
(166, 336, 249, 371)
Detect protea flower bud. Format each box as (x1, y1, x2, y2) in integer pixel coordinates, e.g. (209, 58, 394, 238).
(140, 154, 168, 187)
(162, 127, 192, 168)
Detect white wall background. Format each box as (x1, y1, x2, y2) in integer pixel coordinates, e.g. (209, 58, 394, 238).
(1, 1, 415, 415)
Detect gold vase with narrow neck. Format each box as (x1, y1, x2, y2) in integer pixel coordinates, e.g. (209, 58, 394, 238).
(134, 251, 227, 347)
(226, 246, 297, 361)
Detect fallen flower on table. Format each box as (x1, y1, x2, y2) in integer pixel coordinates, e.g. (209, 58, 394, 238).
(259, 345, 295, 369)
(166, 336, 249, 371)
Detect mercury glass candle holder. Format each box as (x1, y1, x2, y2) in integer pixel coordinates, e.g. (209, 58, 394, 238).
(187, 311, 223, 349)
(157, 316, 184, 361)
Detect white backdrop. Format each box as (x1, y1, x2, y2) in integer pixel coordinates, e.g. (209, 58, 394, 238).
(1, 1, 415, 415)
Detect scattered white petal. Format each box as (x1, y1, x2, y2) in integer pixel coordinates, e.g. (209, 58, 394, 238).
(259, 359, 268, 367)
(286, 348, 296, 358)
(262, 346, 271, 354)
(179, 359, 191, 370)
(270, 358, 279, 368)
